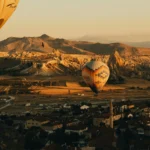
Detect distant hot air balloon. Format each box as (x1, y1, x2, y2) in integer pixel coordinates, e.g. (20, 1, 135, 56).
(0, 0, 20, 29)
(82, 60, 110, 94)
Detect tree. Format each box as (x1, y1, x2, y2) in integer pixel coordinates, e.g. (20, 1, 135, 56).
(24, 129, 44, 150)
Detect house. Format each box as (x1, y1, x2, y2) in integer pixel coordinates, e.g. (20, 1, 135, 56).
(128, 104, 135, 109)
(66, 120, 80, 127)
(63, 103, 71, 109)
(137, 128, 144, 135)
(52, 123, 63, 130)
(25, 119, 49, 129)
(39, 104, 44, 107)
(65, 123, 88, 135)
(91, 104, 98, 109)
(25, 119, 41, 129)
(80, 105, 89, 110)
(25, 103, 31, 107)
(120, 105, 128, 112)
(128, 113, 133, 118)
(141, 108, 150, 117)
(42, 122, 63, 133)
(93, 117, 110, 127)
(93, 113, 121, 127)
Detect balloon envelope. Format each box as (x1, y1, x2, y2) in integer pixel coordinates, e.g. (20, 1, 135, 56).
(82, 60, 110, 94)
(0, 0, 19, 29)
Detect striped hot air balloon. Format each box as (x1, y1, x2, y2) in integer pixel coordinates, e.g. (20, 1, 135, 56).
(82, 60, 110, 94)
(0, 0, 20, 29)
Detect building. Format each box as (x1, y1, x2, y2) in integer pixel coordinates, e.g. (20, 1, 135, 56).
(65, 123, 88, 135)
(93, 114, 121, 127)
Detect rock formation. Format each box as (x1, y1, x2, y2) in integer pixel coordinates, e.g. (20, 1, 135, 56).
(108, 51, 126, 84)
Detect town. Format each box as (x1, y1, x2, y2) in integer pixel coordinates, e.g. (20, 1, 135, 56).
(0, 95, 150, 150)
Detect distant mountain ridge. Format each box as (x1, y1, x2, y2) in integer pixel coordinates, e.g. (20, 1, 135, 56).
(126, 41, 150, 48)
(76, 34, 150, 48)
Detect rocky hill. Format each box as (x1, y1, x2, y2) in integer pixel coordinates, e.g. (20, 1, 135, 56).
(0, 34, 150, 83)
(108, 51, 150, 83)
(0, 34, 94, 55)
(1, 34, 150, 57)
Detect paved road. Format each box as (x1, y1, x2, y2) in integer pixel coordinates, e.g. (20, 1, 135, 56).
(0, 103, 11, 110)
(0, 96, 15, 110)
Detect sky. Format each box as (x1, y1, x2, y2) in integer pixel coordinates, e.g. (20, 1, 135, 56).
(1, 0, 150, 41)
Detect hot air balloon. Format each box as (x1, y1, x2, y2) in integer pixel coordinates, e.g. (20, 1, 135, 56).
(82, 60, 110, 94)
(0, 0, 20, 29)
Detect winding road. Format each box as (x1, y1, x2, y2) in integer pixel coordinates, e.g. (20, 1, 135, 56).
(0, 96, 15, 110)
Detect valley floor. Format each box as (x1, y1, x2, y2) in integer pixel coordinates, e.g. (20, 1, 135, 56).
(0, 77, 150, 114)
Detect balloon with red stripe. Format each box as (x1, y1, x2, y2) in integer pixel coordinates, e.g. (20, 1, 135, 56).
(82, 60, 110, 94)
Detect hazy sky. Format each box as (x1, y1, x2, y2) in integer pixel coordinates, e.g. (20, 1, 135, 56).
(1, 0, 150, 41)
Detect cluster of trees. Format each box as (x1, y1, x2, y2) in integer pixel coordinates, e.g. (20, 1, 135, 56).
(24, 127, 85, 150)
